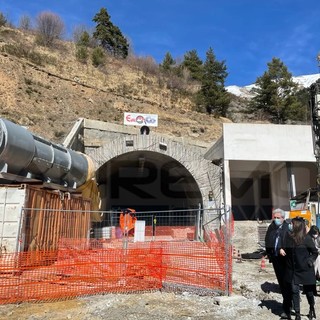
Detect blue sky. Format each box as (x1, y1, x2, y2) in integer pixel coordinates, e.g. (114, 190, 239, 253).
(1, 0, 320, 86)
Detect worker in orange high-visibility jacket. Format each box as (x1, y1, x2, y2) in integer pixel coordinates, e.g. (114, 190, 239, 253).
(120, 208, 137, 236)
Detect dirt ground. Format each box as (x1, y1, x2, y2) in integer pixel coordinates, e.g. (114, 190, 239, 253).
(0, 221, 318, 320)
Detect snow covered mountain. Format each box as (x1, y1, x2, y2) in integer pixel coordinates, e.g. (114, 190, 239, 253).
(226, 73, 320, 99)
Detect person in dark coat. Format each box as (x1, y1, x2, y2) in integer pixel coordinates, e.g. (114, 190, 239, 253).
(265, 208, 291, 316)
(308, 225, 320, 282)
(283, 217, 318, 320)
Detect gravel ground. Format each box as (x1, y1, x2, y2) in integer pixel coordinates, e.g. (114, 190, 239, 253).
(0, 221, 317, 320)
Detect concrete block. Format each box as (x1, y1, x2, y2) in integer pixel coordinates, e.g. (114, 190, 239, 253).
(214, 294, 246, 306)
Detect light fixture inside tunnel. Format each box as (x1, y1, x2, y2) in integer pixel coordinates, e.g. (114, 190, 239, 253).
(159, 142, 167, 151)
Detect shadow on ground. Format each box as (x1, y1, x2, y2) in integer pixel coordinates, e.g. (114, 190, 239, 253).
(259, 282, 283, 318)
(259, 299, 283, 317)
(241, 250, 264, 260)
(261, 281, 281, 294)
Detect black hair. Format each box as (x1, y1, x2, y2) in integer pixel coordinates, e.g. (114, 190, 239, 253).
(309, 225, 319, 236)
(291, 217, 307, 245)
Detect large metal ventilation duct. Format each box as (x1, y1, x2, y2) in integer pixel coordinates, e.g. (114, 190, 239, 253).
(0, 118, 91, 188)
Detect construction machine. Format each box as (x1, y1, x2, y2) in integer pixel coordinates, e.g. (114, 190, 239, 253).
(289, 188, 317, 226)
(291, 81, 320, 228)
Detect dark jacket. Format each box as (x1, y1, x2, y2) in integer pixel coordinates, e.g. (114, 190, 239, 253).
(265, 221, 290, 258)
(284, 233, 318, 285)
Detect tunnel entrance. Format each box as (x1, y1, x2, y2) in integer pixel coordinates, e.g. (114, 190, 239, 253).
(86, 129, 221, 236)
(96, 150, 202, 214)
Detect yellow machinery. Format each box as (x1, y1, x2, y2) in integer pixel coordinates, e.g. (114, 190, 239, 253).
(289, 188, 318, 226)
(289, 209, 314, 227)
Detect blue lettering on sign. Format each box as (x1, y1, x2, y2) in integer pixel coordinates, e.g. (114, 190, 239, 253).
(145, 116, 156, 124)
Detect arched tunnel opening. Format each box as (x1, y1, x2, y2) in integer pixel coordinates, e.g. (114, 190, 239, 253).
(96, 150, 203, 229)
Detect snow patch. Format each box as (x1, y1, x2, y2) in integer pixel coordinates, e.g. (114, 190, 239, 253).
(227, 73, 320, 98)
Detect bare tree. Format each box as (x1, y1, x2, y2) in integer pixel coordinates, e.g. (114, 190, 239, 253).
(35, 11, 64, 46)
(127, 55, 158, 76)
(19, 14, 32, 30)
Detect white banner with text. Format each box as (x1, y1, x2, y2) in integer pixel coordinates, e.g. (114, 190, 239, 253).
(124, 112, 158, 127)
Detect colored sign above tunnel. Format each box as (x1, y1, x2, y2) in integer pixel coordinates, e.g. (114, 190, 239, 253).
(124, 112, 158, 127)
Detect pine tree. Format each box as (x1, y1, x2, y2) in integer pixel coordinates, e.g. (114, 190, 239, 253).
(91, 47, 105, 67)
(182, 49, 203, 81)
(75, 31, 91, 63)
(0, 12, 7, 27)
(160, 52, 175, 71)
(78, 31, 90, 47)
(250, 57, 307, 123)
(92, 8, 129, 59)
(196, 47, 230, 116)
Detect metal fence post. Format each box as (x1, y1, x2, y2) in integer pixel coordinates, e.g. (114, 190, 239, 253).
(195, 203, 201, 241)
(224, 206, 232, 296)
(152, 215, 157, 241)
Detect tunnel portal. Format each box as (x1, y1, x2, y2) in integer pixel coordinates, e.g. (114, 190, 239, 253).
(79, 120, 222, 230)
(96, 150, 202, 213)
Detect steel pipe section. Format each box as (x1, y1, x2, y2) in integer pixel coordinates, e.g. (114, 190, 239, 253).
(0, 118, 90, 188)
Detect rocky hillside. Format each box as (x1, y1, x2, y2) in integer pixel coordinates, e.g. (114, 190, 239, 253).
(0, 26, 239, 146)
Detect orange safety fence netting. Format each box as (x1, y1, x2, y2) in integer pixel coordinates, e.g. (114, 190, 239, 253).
(0, 244, 163, 304)
(158, 241, 231, 292)
(0, 231, 231, 304)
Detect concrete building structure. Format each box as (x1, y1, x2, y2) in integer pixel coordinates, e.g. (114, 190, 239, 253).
(204, 123, 317, 220)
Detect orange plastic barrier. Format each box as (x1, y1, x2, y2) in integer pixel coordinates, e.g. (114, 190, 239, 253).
(0, 229, 231, 304)
(159, 241, 229, 291)
(0, 244, 163, 304)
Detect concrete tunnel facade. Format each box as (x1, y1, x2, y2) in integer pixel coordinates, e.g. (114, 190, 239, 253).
(64, 119, 223, 229)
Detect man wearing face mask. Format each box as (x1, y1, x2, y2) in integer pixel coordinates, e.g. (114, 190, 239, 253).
(265, 208, 291, 317)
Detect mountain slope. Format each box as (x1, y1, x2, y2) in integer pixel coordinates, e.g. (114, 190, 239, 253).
(0, 27, 229, 146)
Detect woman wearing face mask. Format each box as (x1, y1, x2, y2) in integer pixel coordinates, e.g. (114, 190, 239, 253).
(283, 217, 318, 320)
(308, 225, 320, 283)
